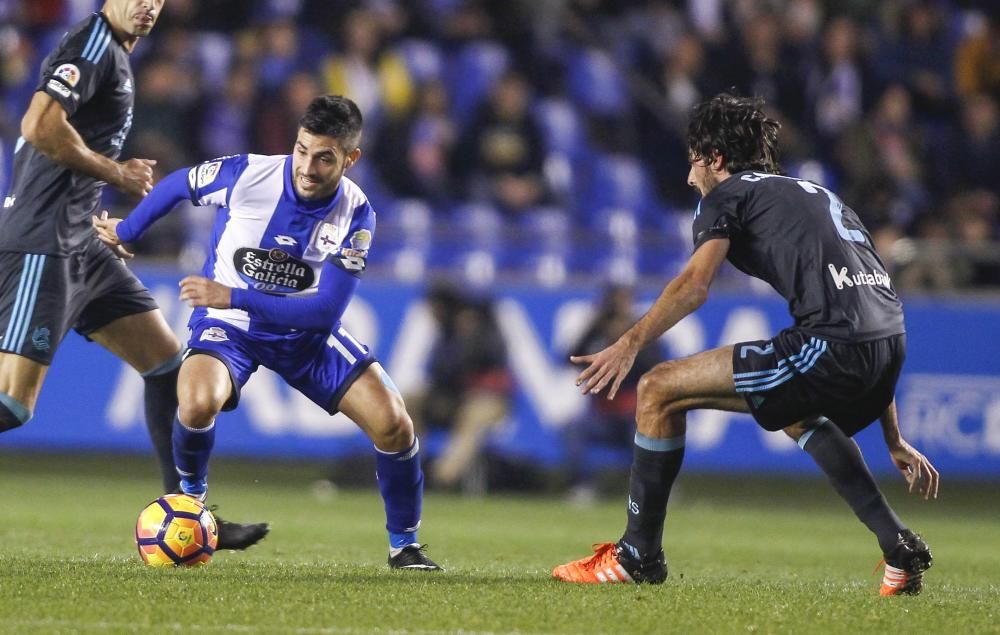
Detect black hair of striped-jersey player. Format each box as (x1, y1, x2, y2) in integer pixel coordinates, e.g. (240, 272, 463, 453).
(299, 94, 363, 152)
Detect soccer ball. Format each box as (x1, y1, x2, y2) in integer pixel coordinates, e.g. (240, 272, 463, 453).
(135, 494, 218, 567)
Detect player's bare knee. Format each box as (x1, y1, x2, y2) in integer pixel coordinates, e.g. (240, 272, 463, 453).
(637, 364, 679, 412)
(177, 392, 224, 429)
(373, 408, 415, 452)
(636, 369, 661, 406)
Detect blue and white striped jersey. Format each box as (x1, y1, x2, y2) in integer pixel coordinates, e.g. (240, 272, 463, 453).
(185, 153, 375, 335)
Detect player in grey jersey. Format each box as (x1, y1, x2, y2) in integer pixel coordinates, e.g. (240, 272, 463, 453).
(553, 93, 938, 596)
(0, 0, 267, 550)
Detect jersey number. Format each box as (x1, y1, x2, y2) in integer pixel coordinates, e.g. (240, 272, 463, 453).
(741, 173, 865, 243)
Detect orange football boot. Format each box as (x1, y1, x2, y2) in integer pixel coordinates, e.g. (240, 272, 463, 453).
(877, 530, 932, 596)
(552, 542, 667, 584)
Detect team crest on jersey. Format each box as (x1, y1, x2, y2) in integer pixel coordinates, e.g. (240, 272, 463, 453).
(31, 327, 51, 352)
(200, 326, 229, 342)
(316, 223, 341, 253)
(54, 63, 80, 87)
(235, 247, 315, 294)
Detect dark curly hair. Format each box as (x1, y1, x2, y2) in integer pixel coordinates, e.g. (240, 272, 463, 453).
(686, 93, 781, 174)
(299, 95, 363, 148)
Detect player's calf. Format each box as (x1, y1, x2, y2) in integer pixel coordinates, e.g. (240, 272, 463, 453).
(172, 418, 215, 500)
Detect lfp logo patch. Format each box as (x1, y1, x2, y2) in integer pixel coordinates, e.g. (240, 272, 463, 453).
(54, 63, 81, 87)
(349, 229, 372, 251)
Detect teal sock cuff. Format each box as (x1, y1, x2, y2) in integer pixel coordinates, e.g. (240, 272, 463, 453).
(634, 431, 685, 452)
(142, 351, 184, 378)
(0, 392, 31, 424)
(797, 417, 831, 449)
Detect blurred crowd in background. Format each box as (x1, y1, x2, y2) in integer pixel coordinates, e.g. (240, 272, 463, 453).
(2, 0, 1000, 290)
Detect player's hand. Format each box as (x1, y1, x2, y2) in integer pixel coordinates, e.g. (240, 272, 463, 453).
(888, 438, 939, 500)
(115, 158, 157, 198)
(570, 336, 639, 400)
(179, 275, 232, 309)
(91, 210, 134, 259)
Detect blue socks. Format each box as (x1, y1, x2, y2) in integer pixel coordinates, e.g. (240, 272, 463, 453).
(172, 417, 215, 499)
(375, 438, 424, 550)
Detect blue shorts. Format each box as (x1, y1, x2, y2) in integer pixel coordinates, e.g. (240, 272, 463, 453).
(185, 318, 375, 413)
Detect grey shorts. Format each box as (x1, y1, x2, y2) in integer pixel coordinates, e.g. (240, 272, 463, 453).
(0, 238, 159, 364)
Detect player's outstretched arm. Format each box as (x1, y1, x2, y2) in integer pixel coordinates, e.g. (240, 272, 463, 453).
(97, 168, 192, 246)
(880, 399, 939, 500)
(572, 238, 730, 398)
(93, 168, 191, 257)
(21, 92, 156, 199)
(181, 261, 360, 332)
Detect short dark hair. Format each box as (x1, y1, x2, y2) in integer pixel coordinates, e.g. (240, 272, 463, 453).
(299, 95, 363, 148)
(687, 93, 781, 174)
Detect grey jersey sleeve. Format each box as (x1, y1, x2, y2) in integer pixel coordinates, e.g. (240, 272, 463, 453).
(692, 181, 744, 251)
(36, 17, 112, 117)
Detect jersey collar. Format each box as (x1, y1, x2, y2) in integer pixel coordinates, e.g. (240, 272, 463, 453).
(96, 12, 128, 52)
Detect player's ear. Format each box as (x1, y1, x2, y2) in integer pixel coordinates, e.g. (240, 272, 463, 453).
(346, 147, 362, 169)
(711, 152, 726, 173)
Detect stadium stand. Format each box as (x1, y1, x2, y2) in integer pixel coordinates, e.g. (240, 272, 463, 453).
(1, 0, 999, 289)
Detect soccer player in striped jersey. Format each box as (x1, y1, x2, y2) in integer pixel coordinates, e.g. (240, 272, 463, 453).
(552, 94, 938, 595)
(0, 0, 268, 550)
(93, 95, 442, 571)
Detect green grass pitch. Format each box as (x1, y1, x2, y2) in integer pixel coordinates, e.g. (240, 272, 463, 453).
(0, 452, 997, 634)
